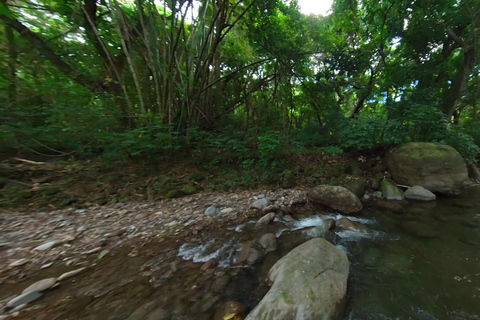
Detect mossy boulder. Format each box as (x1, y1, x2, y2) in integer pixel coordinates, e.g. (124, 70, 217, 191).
(181, 184, 197, 195)
(165, 189, 184, 199)
(380, 178, 404, 201)
(307, 185, 363, 214)
(281, 172, 296, 189)
(386, 143, 470, 195)
(332, 175, 366, 198)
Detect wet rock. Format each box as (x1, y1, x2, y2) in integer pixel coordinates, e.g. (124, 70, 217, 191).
(245, 238, 349, 320)
(9, 258, 30, 267)
(33, 240, 58, 251)
(23, 278, 56, 294)
(336, 218, 368, 231)
(5, 291, 43, 310)
(380, 179, 404, 201)
(214, 301, 246, 320)
(386, 142, 471, 195)
(404, 186, 436, 201)
(251, 198, 269, 210)
(210, 275, 231, 293)
(468, 163, 480, 181)
(201, 259, 218, 271)
(255, 212, 276, 227)
(401, 221, 438, 238)
(41, 262, 54, 269)
(283, 215, 295, 222)
(307, 185, 363, 214)
(258, 233, 277, 253)
(57, 267, 87, 281)
(237, 241, 265, 265)
(205, 206, 217, 216)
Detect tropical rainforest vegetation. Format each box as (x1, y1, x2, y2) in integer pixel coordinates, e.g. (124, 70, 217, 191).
(1, 0, 480, 166)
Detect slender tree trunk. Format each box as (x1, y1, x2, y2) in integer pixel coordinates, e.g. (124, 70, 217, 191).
(442, 47, 476, 120)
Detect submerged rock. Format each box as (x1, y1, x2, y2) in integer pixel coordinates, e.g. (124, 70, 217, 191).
(245, 238, 349, 320)
(307, 185, 362, 214)
(237, 241, 265, 265)
(386, 142, 470, 195)
(380, 179, 404, 201)
(214, 301, 246, 320)
(6, 291, 43, 310)
(258, 233, 277, 253)
(336, 217, 368, 231)
(404, 186, 436, 201)
(9, 258, 30, 267)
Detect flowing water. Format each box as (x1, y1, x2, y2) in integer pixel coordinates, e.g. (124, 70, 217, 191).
(4, 186, 480, 319)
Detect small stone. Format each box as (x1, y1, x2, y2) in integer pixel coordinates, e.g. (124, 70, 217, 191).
(22, 278, 56, 294)
(201, 259, 218, 271)
(57, 267, 87, 281)
(74, 209, 87, 214)
(9, 258, 30, 267)
(6, 291, 43, 310)
(33, 241, 58, 251)
(257, 194, 266, 199)
(251, 198, 269, 210)
(76, 226, 87, 233)
(336, 218, 369, 231)
(255, 212, 276, 227)
(220, 208, 234, 214)
(214, 301, 246, 320)
(283, 215, 295, 222)
(205, 206, 217, 216)
(372, 191, 383, 199)
(41, 262, 54, 269)
(404, 186, 436, 201)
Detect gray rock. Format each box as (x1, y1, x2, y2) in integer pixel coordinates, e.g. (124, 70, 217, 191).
(57, 267, 87, 281)
(22, 278, 56, 294)
(258, 233, 277, 253)
(204, 206, 217, 216)
(336, 218, 368, 231)
(404, 186, 436, 201)
(251, 198, 269, 210)
(9, 258, 30, 267)
(255, 212, 276, 227)
(33, 241, 58, 251)
(257, 194, 266, 199)
(283, 215, 295, 222)
(6, 291, 43, 310)
(380, 179, 404, 201)
(307, 185, 363, 214)
(245, 238, 349, 320)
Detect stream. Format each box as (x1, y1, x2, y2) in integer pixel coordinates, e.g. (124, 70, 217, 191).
(3, 186, 480, 319)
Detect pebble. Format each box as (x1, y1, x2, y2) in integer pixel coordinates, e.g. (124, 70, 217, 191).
(33, 241, 58, 251)
(6, 291, 43, 310)
(57, 267, 87, 281)
(76, 226, 87, 233)
(41, 262, 54, 269)
(251, 199, 269, 210)
(205, 206, 217, 216)
(9, 258, 30, 267)
(220, 208, 233, 214)
(22, 278, 56, 294)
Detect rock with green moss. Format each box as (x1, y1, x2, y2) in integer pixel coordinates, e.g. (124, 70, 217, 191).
(386, 143, 470, 195)
(380, 179, 404, 201)
(281, 172, 296, 189)
(245, 238, 349, 320)
(181, 184, 197, 195)
(165, 189, 184, 199)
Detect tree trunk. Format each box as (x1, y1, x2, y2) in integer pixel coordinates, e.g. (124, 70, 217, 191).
(4, 17, 17, 104)
(442, 46, 476, 120)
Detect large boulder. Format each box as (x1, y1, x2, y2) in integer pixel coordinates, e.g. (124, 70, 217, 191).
(307, 185, 362, 214)
(245, 238, 349, 320)
(386, 143, 470, 195)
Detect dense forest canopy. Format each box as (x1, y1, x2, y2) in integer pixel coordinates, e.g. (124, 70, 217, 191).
(1, 0, 479, 164)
